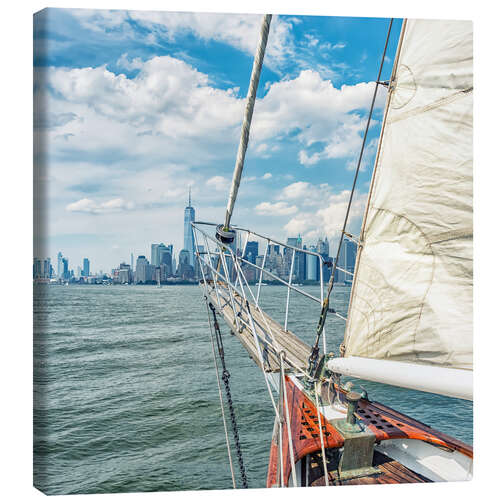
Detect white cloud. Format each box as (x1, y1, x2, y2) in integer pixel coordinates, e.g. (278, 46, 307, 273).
(279, 181, 311, 200)
(283, 188, 367, 242)
(304, 34, 319, 47)
(66, 197, 134, 214)
(255, 201, 298, 216)
(116, 53, 144, 71)
(251, 69, 386, 165)
(44, 60, 383, 177)
(70, 11, 295, 71)
(40, 51, 383, 269)
(206, 176, 230, 192)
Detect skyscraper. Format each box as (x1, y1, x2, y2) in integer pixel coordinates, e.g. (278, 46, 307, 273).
(83, 258, 90, 277)
(183, 188, 195, 266)
(336, 239, 357, 283)
(158, 245, 173, 276)
(244, 241, 259, 265)
(151, 244, 160, 266)
(62, 258, 69, 280)
(135, 255, 151, 284)
(57, 252, 63, 278)
(306, 246, 318, 281)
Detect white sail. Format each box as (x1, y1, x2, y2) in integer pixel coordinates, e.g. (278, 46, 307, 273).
(342, 19, 473, 378)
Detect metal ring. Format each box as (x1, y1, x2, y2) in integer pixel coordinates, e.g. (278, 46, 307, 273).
(216, 224, 236, 244)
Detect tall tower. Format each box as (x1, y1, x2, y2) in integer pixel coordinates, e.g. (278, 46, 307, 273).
(57, 252, 63, 278)
(83, 258, 90, 277)
(183, 187, 195, 266)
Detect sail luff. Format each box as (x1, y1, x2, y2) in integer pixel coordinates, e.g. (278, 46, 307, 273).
(342, 20, 408, 353)
(341, 19, 473, 374)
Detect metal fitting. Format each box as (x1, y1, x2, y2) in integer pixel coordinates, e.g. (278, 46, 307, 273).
(216, 224, 236, 244)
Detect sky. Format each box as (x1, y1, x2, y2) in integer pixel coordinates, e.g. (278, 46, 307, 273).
(33, 8, 402, 273)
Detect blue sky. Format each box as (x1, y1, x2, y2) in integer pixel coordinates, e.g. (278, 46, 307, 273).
(34, 8, 402, 272)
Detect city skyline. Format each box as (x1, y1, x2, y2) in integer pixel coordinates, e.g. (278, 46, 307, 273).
(34, 9, 402, 273)
(36, 189, 358, 283)
(41, 185, 350, 277)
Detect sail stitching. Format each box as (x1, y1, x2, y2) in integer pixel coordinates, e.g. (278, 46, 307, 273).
(388, 86, 473, 125)
(427, 229, 473, 245)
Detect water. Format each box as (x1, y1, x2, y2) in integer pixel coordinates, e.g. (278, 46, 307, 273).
(33, 285, 472, 494)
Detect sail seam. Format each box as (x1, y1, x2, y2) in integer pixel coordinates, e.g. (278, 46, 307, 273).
(365, 206, 437, 361)
(428, 229, 473, 245)
(388, 86, 473, 125)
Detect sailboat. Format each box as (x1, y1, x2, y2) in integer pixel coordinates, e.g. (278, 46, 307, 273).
(193, 15, 472, 488)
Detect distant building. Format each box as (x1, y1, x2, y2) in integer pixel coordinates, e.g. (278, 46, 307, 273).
(244, 241, 259, 265)
(62, 258, 69, 280)
(151, 244, 160, 267)
(135, 255, 152, 283)
(177, 248, 194, 279)
(57, 252, 63, 278)
(158, 245, 173, 276)
(118, 262, 132, 284)
(267, 244, 280, 256)
(184, 188, 195, 266)
(336, 239, 357, 283)
(317, 237, 329, 257)
(284, 236, 305, 281)
(83, 258, 90, 277)
(317, 237, 331, 281)
(194, 244, 205, 279)
(33, 258, 42, 279)
(306, 246, 318, 281)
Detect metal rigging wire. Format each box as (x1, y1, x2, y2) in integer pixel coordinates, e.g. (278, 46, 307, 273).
(307, 18, 394, 376)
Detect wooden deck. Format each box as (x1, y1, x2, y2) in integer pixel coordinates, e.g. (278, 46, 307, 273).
(267, 376, 473, 487)
(205, 282, 311, 373)
(309, 450, 432, 486)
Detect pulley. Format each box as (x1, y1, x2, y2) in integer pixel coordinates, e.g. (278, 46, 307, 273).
(216, 224, 236, 245)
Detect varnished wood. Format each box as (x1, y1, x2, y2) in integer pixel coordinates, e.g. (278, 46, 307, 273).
(267, 376, 344, 487)
(205, 282, 311, 372)
(267, 377, 473, 488)
(310, 450, 432, 486)
(325, 384, 473, 459)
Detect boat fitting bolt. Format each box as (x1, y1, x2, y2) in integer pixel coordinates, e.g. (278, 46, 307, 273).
(346, 391, 362, 426)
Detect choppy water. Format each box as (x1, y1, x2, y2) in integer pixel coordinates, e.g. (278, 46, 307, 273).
(33, 284, 472, 494)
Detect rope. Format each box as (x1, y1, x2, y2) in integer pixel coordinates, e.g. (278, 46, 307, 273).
(314, 382, 330, 486)
(307, 18, 394, 376)
(225, 14, 272, 229)
(280, 352, 297, 487)
(204, 299, 237, 488)
(208, 302, 249, 488)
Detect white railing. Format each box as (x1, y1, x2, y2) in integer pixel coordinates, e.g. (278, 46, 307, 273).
(193, 221, 349, 370)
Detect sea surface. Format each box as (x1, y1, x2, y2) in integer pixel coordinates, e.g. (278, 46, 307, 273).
(33, 284, 473, 494)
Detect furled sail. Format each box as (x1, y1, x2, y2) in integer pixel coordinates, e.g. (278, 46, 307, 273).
(333, 19, 473, 397)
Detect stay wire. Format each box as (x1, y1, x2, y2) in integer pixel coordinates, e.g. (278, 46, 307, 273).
(307, 18, 394, 373)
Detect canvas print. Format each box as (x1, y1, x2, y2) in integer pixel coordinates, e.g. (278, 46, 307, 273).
(33, 8, 473, 494)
